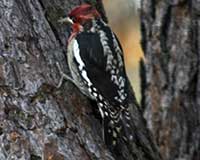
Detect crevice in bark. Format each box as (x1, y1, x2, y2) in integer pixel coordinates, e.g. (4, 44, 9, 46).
(141, 0, 200, 159)
(37, 0, 45, 10)
(30, 154, 42, 160)
(140, 59, 146, 112)
(160, 4, 171, 61)
(151, 0, 156, 20)
(37, 0, 64, 46)
(140, 20, 147, 54)
(0, 0, 163, 159)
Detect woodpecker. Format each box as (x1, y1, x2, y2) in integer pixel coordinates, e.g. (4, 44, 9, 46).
(58, 4, 133, 147)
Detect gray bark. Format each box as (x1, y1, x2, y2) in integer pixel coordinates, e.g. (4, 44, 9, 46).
(141, 0, 200, 160)
(0, 0, 161, 160)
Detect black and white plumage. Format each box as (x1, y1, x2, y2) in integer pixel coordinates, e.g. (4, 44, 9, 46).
(64, 4, 133, 146)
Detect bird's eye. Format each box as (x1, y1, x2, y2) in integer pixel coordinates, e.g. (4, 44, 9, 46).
(70, 16, 75, 22)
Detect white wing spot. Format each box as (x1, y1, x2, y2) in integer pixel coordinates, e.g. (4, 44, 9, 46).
(125, 115, 131, 120)
(99, 95, 103, 100)
(99, 103, 103, 107)
(110, 120, 114, 125)
(116, 126, 122, 133)
(99, 107, 104, 118)
(88, 88, 92, 93)
(113, 131, 117, 138)
(125, 111, 130, 116)
(104, 111, 108, 116)
(93, 92, 98, 97)
(126, 124, 131, 128)
(123, 136, 128, 141)
(112, 140, 116, 146)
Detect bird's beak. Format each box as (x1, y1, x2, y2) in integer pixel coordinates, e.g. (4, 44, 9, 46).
(58, 17, 73, 25)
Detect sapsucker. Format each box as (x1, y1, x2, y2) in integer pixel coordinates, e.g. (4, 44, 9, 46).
(59, 4, 133, 147)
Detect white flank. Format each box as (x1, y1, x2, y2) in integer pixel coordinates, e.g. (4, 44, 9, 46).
(81, 70, 92, 86)
(73, 40, 92, 86)
(73, 40, 84, 70)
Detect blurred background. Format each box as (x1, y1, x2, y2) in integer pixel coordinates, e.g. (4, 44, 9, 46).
(102, 0, 143, 101)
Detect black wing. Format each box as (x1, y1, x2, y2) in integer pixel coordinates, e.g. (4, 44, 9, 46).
(74, 26, 133, 147)
(76, 31, 128, 107)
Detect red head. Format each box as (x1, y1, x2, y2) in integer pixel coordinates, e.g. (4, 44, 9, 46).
(68, 4, 100, 25)
(65, 4, 101, 43)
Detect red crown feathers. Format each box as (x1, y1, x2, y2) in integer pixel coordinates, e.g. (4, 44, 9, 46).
(68, 4, 100, 22)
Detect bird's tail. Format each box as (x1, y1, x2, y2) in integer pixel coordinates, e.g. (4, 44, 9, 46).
(102, 106, 133, 147)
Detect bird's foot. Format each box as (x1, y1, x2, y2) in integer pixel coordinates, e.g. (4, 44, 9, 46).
(56, 62, 76, 88)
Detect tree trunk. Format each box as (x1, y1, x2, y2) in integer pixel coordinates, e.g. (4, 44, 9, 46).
(141, 0, 200, 160)
(0, 0, 161, 160)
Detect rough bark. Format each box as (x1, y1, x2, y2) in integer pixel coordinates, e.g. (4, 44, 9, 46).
(141, 0, 200, 160)
(0, 0, 161, 160)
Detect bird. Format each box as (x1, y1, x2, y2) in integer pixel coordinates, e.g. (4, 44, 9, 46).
(57, 3, 133, 147)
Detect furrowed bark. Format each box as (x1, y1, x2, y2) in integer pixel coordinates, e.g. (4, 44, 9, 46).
(0, 0, 161, 159)
(141, 0, 200, 159)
